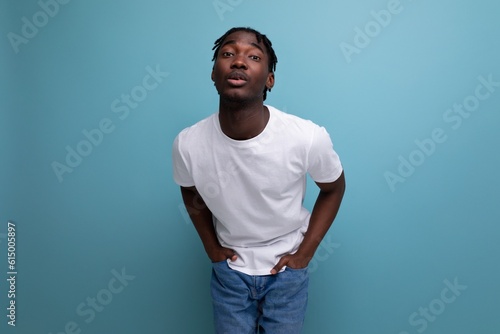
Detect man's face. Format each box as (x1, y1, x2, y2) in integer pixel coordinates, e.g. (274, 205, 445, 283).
(212, 31, 274, 103)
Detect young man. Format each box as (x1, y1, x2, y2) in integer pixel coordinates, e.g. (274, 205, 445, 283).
(172, 27, 345, 333)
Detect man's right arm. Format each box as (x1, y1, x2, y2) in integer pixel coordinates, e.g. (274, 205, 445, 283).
(180, 186, 237, 262)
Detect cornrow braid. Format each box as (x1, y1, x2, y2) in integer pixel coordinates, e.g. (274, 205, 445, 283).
(212, 27, 278, 100)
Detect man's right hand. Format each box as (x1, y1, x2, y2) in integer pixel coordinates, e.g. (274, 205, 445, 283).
(209, 246, 238, 263)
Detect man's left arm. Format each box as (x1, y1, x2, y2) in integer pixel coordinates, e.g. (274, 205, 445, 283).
(271, 171, 345, 274)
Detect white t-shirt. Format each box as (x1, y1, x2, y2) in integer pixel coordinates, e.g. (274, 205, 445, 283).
(172, 105, 343, 275)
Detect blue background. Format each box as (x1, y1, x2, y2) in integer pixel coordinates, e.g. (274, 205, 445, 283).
(1, 0, 499, 333)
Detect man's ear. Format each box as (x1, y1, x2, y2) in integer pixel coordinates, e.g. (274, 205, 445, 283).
(266, 72, 275, 91)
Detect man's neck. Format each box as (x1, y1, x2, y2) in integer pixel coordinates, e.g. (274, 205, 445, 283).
(218, 99, 270, 140)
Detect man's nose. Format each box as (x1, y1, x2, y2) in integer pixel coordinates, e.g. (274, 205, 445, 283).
(230, 55, 248, 69)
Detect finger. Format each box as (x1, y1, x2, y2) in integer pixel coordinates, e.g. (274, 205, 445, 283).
(271, 257, 288, 275)
(225, 249, 237, 261)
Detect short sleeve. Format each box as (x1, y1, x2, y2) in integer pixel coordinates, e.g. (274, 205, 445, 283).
(307, 126, 343, 183)
(172, 134, 195, 187)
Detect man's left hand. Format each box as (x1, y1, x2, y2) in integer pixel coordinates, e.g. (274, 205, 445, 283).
(271, 253, 311, 275)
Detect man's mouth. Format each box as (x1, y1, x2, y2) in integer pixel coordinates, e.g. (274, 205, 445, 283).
(227, 71, 248, 87)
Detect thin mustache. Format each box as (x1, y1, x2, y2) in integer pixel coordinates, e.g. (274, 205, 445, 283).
(227, 71, 249, 81)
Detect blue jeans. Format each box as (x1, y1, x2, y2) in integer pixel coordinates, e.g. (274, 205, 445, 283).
(210, 261, 309, 334)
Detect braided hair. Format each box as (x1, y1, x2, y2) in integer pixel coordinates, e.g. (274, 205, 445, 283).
(212, 27, 278, 100)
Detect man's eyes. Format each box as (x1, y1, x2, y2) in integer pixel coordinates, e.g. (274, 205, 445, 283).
(221, 51, 261, 61)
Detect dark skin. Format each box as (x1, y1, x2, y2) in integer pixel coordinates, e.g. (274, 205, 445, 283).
(211, 31, 275, 140)
(181, 31, 346, 274)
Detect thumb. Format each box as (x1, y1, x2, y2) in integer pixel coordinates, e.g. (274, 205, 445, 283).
(224, 248, 237, 261)
(271, 256, 289, 275)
